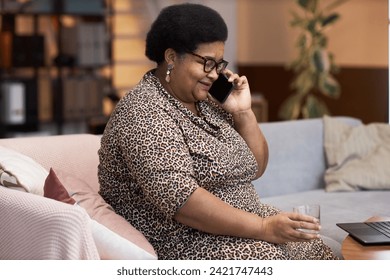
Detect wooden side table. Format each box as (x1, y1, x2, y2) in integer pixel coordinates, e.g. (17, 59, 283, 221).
(341, 216, 390, 260)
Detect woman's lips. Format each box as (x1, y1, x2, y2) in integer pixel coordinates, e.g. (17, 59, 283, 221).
(199, 81, 212, 91)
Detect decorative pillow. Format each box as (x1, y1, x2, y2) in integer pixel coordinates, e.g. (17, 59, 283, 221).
(0, 168, 22, 190)
(323, 116, 390, 192)
(44, 168, 76, 205)
(43, 168, 157, 260)
(0, 146, 48, 195)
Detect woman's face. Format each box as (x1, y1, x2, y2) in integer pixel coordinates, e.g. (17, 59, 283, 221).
(170, 41, 225, 105)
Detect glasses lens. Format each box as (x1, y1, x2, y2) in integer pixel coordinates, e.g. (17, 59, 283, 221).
(216, 62, 227, 73)
(204, 59, 216, 73)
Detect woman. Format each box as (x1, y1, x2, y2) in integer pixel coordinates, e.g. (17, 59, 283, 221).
(98, 3, 337, 260)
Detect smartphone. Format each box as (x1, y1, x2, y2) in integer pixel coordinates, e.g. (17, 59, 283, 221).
(209, 73, 233, 103)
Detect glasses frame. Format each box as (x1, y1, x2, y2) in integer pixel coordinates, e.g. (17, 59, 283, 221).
(189, 52, 229, 74)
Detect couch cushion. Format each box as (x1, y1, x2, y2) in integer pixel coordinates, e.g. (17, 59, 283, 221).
(253, 117, 362, 198)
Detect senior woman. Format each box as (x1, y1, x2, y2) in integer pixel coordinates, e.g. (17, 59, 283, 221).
(98, 3, 337, 260)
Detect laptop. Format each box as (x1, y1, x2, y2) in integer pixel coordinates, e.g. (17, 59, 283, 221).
(337, 221, 390, 245)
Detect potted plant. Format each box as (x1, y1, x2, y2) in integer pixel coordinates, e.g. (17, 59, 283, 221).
(278, 0, 349, 120)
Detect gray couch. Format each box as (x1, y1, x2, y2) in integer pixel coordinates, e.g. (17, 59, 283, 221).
(253, 116, 390, 258)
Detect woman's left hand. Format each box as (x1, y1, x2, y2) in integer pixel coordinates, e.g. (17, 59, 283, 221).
(217, 69, 252, 114)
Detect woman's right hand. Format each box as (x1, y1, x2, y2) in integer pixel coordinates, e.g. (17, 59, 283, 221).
(260, 212, 320, 244)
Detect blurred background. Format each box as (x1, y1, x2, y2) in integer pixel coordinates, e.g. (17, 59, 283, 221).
(0, 0, 387, 138)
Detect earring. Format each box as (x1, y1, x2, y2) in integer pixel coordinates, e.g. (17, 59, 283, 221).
(165, 64, 173, 83)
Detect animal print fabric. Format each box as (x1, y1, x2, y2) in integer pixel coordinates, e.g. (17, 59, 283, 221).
(98, 71, 337, 260)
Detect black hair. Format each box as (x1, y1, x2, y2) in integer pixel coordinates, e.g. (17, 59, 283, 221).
(145, 3, 228, 64)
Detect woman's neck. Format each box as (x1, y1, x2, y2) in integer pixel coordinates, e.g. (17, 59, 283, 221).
(154, 66, 200, 117)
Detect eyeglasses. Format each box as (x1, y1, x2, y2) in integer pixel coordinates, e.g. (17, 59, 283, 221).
(189, 52, 229, 74)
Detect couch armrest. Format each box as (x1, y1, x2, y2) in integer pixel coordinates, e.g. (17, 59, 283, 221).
(0, 187, 99, 259)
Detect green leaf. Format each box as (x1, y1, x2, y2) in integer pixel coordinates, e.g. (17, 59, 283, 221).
(316, 35, 328, 48)
(328, 53, 340, 73)
(306, 19, 319, 35)
(278, 94, 303, 120)
(296, 0, 319, 13)
(321, 13, 340, 27)
(291, 69, 315, 94)
(319, 74, 340, 98)
(311, 49, 330, 72)
(296, 34, 307, 49)
(302, 94, 330, 118)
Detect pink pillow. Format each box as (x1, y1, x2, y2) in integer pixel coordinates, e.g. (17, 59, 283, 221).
(44, 169, 76, 205)
(43, 168, 157, 259)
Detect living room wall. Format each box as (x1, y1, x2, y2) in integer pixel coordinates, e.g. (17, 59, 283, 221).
(236, 0, 388, 123)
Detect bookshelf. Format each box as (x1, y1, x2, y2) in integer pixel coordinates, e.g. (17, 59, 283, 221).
(0, 0, 113, 137)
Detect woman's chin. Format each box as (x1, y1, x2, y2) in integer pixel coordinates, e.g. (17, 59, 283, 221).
(193, 91, 209, 101)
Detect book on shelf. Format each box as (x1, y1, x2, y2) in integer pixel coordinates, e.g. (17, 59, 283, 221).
(93, 23, 109, 66)
(83, 76, 105, 118)
(62, 76, 79, 121)
(62, 21, 108, 67)
(37, 76, 53, 122)
(62, 75, 105, 121)
(0, 82, 26, 125)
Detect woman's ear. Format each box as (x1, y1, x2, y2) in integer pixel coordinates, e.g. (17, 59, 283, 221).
(164, 48, 176, 64)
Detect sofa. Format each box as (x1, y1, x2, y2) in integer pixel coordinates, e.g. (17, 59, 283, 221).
(1, 116, 389, 259)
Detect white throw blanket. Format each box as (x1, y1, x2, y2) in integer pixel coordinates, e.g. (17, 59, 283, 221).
(0, 187, 99, 260)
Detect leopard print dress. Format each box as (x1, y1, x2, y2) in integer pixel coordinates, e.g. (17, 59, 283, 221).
(98, 70, 337, 260)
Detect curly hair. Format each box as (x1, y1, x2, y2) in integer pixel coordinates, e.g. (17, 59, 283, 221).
(145, 3, 228, 64)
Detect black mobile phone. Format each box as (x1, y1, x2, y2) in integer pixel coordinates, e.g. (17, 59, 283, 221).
(209, 73, 233, 103)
